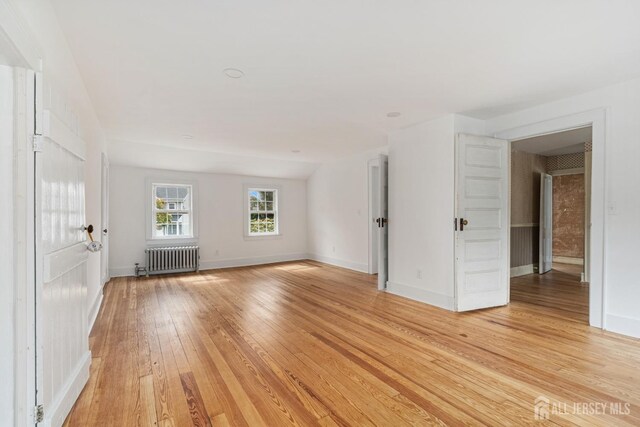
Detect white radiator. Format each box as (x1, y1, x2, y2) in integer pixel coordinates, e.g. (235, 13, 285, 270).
(145, 246, 199, 275)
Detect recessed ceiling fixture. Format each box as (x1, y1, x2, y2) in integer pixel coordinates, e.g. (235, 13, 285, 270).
(182, 134, 194, 140)
(387, 111, 401, 118)
(223, 68, 245, 79)
(291, 149, 301, 153)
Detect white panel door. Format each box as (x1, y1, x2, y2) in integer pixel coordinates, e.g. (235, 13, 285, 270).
(455, 134, 509, 311)
(377, 154, 389, 290)
(35, 110, 90, 427)
(539, 173, 553, 274)
(101, 153, 109, 285)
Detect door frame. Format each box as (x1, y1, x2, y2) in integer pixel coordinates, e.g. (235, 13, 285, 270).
(100, 152, 110, 285)
(367, 157, 380, 274)
(494, 109, 606, 328)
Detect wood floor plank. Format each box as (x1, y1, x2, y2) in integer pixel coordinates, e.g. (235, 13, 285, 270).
(65, 261, 640, 426)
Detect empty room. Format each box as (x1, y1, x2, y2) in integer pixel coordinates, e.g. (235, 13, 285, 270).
(2, 1, 640, 426)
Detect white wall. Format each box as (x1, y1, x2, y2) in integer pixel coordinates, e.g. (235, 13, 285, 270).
(387, 115, 456, 308)
(485, 77, 640, 338)
(306, 147, 387, 273)
(109, 166, 308, 276)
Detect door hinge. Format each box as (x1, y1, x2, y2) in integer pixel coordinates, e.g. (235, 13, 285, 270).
(34, 404, 44, 423)
(33, 135, 44, 152)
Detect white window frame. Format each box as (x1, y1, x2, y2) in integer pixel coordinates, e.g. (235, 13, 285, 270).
(244, 184, 281, 238)
(146, 178, 198, 243)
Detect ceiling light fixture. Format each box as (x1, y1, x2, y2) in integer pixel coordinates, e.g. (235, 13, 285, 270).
(387, 112, 401, 118)
(182, 134, 194, 140)
(223, 68, 245, 79)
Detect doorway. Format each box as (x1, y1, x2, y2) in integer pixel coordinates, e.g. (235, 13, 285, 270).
(508, 126, 592, 323)
(368, 154, 388, 290)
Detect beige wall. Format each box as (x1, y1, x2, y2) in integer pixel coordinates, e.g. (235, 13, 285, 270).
(511, 151, 546, 225)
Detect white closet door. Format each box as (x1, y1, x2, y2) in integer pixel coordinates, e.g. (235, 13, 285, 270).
(539, 173, 553, 274)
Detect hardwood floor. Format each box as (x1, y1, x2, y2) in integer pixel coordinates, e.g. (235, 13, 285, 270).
(65, 261, 640, 426)
(511, 263, 589, 324)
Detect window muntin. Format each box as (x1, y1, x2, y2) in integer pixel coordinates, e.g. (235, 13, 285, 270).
(152, 184, 193, 238)
(248, 189, 278, 235)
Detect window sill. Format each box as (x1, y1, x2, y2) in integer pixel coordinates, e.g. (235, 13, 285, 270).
(243, 233, 282, 241)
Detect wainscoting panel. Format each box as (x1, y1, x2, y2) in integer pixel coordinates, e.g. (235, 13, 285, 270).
(511, 225, 539, 268)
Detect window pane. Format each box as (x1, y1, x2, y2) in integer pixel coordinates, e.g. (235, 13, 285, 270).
(258, 201, 266, 211)
(250, 200, 258, 211)
(266, 202, 273, 211)
(266, 191, 273, 202)
(266, 213, 275, 232)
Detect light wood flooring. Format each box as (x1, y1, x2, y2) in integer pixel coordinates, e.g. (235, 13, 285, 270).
(65, 261, 640, 426)
(511, 263, 589, 324)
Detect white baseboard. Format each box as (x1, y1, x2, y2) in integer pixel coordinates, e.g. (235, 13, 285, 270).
(386, 281, 455, 311)
(88, 291, 103, 332)
(605, 314, 640, 339)
(46, 350, 91, 427)
(111, 253, 308, 277)
(109, 266, 135, 278)
(510, 264, 535, 277)
(200, 253, 307, 270)
(306, 253, 369, 273)
(553, 256, 584, 266)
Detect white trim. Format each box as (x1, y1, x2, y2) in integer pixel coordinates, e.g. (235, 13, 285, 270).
(44, 351, 91, 427)
(493, 109, 606, 329)
(605, 314, 640, 339)
(88, 290, 103, 332)
(0, 0, 42, 70)
(306, 253, 369, 273)
(367, 157, 381, 275)
(387, 281, 455, 311)
(110, 253, 308, 277)
(511, 223, 538, 228)
(550, 167, 584, 176)
(510, 264, 535, 277)
(553, 256, 584, 266)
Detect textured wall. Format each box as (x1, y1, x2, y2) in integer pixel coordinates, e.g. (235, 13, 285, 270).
(511, 151, 546, 225)
(510, 151, 545, 268)
(553, 174, 585, 258)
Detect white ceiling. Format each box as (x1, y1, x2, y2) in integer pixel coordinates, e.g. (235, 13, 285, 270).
(512, 127, 592, 156)
(50, 0, 640, 178)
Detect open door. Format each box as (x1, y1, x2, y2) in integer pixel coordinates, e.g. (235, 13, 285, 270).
(377, 154, 388, 290)
(101, 153, 110, 285)
(539, 173, 553, 274)
(34, 106, 91, 425)
(455, 134, 510, 311)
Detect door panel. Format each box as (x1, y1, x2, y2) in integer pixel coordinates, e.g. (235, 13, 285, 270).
(539, 173, 553, 274)
(36, 110, 90, 427)
(377, 154, 388, 290)
(455, 134, 509, 311)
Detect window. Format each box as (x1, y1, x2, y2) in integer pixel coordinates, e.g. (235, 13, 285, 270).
(151, 183, 193, 239)
(247, 188, 279, 236)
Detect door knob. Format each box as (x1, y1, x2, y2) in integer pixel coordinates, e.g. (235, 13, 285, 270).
(103, 229, 108, 234)
(462, 219, 468, 226)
